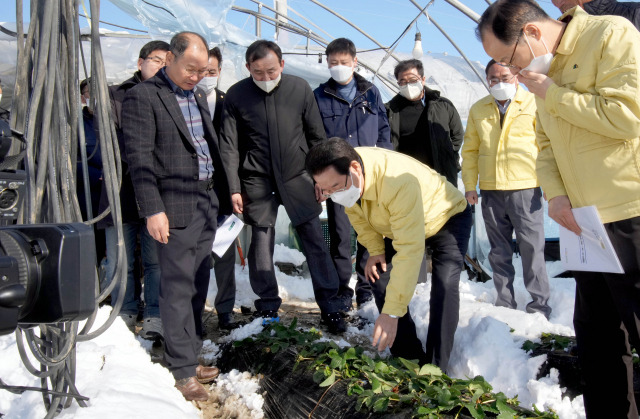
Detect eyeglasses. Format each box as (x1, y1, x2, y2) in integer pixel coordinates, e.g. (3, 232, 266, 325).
(487, 74, 516, 86)
(322, 174, 349, 198)
(498, 30, 523, 70)
(145, 56, 166, 66)
(397, 77, 422, 87)
(179, 62, 209, 77)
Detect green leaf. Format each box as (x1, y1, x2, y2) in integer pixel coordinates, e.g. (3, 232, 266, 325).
(344, 347, 358, 360)
(464, 402, 483, 419)
(398, 357, 420, 373)
(521, 339, 537, 352)
(371, 376, 382, 393)
(289, 317, 298, 330)
(496, 399, 516, 414)
(419, 364, 443, 377)
(319, 370, 336, 387)
(372, 396, 390, 412)
(313, 369, 326, 383)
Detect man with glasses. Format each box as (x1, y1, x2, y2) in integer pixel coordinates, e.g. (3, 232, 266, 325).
(99, 40, 170, 339)
(122, 32, 232, 401)
(385, 59, 464, 187)
(306, 138, 472, 372)
(478, 0, 640, 417)
(461, 59, 551, 318)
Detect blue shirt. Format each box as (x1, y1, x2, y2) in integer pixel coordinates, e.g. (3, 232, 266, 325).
(336, 78, 357, 103)
(162, 68, 214, 181)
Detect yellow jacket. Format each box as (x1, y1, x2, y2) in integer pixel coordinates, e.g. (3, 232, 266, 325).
(461, 88, 539, 191)
(345, 147, 467, 316)
(536, 7, 640, 224)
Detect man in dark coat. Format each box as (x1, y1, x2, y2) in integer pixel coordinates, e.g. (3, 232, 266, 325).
(219, 40, 346, 334)
(313, 38, 392, 310)
(122, 31, 232, 401)
(553, 0, 640, 29)
(98, 40, 170, 339)
(385, 59, 464, 186)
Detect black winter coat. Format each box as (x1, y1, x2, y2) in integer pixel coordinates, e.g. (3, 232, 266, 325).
(584, 0, 640, 30)
(385, 87, 464, 186)
(219, 74, 327, 227)
(97, 72, 142, 229)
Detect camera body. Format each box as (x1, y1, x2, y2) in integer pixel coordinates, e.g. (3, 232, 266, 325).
(0, 223, 96, 335)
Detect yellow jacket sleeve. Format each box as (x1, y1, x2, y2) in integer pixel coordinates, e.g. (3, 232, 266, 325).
(381, 180, 427, 317)
(461, 110, 480, 192)
(545, 25, 640, 140)
(535, 109, 567, 201)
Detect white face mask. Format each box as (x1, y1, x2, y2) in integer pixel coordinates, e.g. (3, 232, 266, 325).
(399, 80, 423, 101)
(330, 171, 361, 208)
(329, 64, 354, 84)
(0, 94, 3, 103)
(521, 34, 553, 75)
(490, 82, 517, 101)
(197, 76, 218, 95)
(253, 73, 281, 93)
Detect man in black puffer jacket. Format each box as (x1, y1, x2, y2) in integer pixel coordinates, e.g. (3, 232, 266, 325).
(553, 0, 640, 30)
(385, 59, 464, 187)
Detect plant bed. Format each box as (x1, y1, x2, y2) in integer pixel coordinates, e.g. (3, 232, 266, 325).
(218, 319, 558, 419)
(523, 333, 640, 405)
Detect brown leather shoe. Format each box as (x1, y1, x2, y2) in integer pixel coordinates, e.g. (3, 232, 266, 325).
(196, 365, 220, 384)
(175, 376, 208, 401)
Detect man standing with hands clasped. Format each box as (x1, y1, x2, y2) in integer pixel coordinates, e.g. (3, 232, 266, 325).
(478, 1, 640, 417)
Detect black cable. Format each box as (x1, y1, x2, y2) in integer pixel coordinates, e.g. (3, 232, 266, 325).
(8, 0, 128, 416)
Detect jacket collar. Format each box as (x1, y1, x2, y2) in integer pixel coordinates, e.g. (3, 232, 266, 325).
(556, 6, 589, 57)
(355, 150, 378, 202)
(324, 72, 372, 97)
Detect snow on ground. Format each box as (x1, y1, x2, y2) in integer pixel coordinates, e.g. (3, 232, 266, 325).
(0, 308, 200, 418)
(1, 243, 586, 418)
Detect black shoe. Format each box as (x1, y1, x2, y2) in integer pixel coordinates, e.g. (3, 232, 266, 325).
(321, 312, 347, 334)
(356, 295, 373, 308)
(218, 312, 243, 330)
(252, 309, 280, 325)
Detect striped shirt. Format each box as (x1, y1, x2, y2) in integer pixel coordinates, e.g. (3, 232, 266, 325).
(162, 68, 214, 181)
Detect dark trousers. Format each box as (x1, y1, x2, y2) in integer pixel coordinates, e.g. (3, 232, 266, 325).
(481, 188, 551, 317)
(327, 199, 373, 305)
(371, 205, 472, 371)
(248, 217, 341, 314)
(212, 232, 236, 315)
(157, 189, 219, 380)
(573, 216, 640, 419)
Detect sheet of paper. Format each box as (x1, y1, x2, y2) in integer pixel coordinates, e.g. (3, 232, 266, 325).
(559, 206, 624, 274)
(211, 214, 244, 257)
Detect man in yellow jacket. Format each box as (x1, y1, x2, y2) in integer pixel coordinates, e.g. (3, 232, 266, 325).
(479, 1, 640, 417)
(462, 59, 551, 318)
(306, 138, 471, 372)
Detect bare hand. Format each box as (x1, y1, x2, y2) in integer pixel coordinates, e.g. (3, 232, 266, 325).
(147, 212, 170, 244)
(549, 195, 582, 235)
(518, 70, 555, 99)
(465, 190, 478, 205)
(315, 183, 327, 203)
(232, 193, 243, 214)
(365, 253, 386, 283)
(372, 313, 398, 351)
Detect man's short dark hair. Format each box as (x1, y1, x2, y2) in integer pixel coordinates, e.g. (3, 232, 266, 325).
(393, 59, 424, 80)
(170, 31, 209, 57)
(325, 38, 356, 58)
(476, 0, 550, 44)
(80, 78, 90, 93)
(209, 47, 223, 66)
(306, 137, 360, 177)
(246, 40, 282, 64)
(139, 40, 171, 59)
(485, 59, 498, 76)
